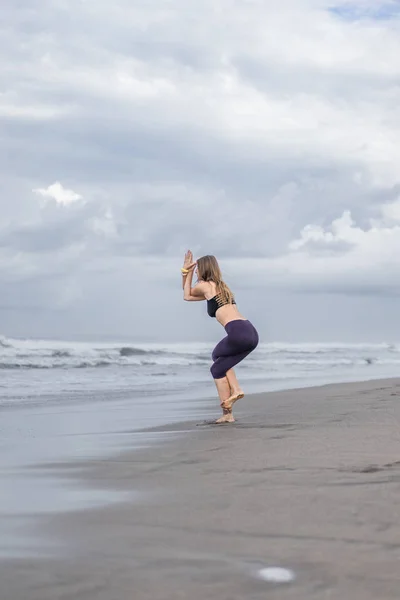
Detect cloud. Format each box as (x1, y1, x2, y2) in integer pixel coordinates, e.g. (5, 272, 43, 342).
(33, 182, 83, 206)
(289, 211, 362, 252)
(230, 196, 400, 295)
(1, 0, 400, 339)
(290, 196, 400, 259)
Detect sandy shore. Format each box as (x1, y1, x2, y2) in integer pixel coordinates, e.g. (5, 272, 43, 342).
(2, 378, 400, 599)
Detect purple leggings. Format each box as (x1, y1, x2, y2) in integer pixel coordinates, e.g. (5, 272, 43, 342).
(210, 319, 259, 379)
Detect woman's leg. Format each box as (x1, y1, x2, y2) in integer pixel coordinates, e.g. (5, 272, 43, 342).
(223, 368, 245, 410)
(212, 349, 251, 410)
(210, 336, 240, 423)
(213, 378, 235, 423)
(225, 368, 243, 397)
(211, 348, 254, 380)
(211, 349, 252, 421)
(211, 321, 259, 412)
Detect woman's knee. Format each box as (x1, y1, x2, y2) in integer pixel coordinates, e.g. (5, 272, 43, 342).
(210, 362, 226, 379)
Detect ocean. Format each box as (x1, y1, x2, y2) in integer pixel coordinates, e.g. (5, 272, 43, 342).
(2, 334, 400, 404)
(2, 333, 400, 557)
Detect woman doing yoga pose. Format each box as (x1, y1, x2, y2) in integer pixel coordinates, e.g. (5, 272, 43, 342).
(181, 251, 259, 424)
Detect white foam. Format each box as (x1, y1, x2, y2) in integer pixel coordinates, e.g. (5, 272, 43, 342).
(257, 567, 295, 583)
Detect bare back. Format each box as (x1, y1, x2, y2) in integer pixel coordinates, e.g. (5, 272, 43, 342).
(202, 281, 246, 327)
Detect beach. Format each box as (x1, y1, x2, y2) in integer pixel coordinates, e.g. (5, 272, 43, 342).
(1, 377, 400, 599)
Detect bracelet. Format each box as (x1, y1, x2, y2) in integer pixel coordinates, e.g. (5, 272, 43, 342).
(181, 268, 189, 274)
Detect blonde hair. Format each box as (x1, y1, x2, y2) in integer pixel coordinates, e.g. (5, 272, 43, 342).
(196, 255, 234, 304)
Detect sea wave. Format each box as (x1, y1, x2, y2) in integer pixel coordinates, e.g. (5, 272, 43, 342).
(1, 333, 400, 371)
(0, 335, 12, 348)
(119, 346, 166, 357)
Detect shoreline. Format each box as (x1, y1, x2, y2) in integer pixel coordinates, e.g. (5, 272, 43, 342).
(2, 377, 400, 599)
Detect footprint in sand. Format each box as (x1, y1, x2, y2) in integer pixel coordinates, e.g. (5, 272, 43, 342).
(257, 567, 295, 583)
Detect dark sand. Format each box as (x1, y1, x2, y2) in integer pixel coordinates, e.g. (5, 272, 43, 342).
(2, 378, 400, 599)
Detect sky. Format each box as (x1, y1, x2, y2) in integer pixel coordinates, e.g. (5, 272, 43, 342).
(1, 0, 400, 343)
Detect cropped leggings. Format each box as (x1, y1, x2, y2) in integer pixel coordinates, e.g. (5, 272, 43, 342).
(210, 319, 259, 379)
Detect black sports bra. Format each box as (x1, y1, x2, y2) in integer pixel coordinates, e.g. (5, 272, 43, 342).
(207, 294, 236, 318)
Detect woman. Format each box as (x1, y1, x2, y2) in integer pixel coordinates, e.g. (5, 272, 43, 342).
(181, 250, 259, 424)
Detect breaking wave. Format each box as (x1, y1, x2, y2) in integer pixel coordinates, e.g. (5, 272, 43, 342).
(1, 334, 400, 371)
(0, 334, 212, 370)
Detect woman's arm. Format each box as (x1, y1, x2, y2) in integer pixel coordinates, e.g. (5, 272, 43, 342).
(182, 272, 188, 290)
(183, 268, 207, 301)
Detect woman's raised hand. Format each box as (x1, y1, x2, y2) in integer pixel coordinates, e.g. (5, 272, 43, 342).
(183, 250, 193, 269)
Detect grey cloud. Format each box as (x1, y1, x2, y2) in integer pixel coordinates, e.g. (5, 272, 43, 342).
(3, 216, 91, 253)
(289, 239, 355, 256)
(233, 56, 400, 100)
(2, 0, 400, 340)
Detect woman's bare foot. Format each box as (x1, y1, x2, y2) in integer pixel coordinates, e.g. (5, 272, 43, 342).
(214, 413, 235, 424)
(222, 390, 244, 410)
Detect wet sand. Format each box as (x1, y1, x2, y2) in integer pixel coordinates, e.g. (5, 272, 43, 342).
(2, 378, 400, 599)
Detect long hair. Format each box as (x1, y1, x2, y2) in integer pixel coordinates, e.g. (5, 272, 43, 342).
(196, 255, 234, 304)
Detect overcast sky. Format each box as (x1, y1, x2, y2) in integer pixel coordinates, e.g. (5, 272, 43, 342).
(1, 0, 400, 343)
